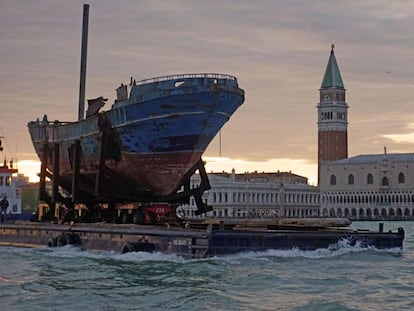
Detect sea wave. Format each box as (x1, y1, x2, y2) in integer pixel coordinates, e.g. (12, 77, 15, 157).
(34, 237, 402, 264)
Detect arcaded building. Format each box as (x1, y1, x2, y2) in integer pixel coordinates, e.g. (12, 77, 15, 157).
(318, 47, 414, 220)
(320, 153, 414, 220)
(180, 170, 320, 219)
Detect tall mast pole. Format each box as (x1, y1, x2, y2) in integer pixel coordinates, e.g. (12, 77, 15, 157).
(78, 4, 89, 121)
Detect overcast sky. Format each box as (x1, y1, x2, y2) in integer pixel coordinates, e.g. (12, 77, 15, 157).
(1, 0, 414, 184)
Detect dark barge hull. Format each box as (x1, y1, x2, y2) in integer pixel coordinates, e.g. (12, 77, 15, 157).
(0, 222, 404, 258)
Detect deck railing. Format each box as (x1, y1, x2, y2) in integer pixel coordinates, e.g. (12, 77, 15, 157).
(134, 73, 237, 86)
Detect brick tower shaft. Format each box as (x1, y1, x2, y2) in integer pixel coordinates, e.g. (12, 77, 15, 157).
(317, 45, 348, 184)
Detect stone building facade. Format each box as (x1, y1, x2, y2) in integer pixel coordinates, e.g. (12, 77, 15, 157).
(180, 171, 320, 219)
(320, 153, 414, 220)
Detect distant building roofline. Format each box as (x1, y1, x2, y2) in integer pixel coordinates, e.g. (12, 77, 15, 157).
(324, 152, 414, 165)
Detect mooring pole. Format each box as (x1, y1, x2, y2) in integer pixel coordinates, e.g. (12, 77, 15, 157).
(78, 4, 89, 121)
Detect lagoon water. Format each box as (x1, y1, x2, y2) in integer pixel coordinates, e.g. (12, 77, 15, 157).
(0, 221, 413, 311)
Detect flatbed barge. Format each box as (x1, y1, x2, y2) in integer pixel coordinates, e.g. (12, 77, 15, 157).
(0, 220, 404, 258)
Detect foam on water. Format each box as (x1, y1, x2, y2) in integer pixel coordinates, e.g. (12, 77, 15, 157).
(34, 236, 402, 265)
(38, 244, 189, 263)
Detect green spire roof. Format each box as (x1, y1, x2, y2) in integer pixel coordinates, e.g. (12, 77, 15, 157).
(321, 44, 344, 89)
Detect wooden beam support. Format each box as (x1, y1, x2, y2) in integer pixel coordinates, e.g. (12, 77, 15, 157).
(39, 143, 48, 202)
(71, 140, 81, 203)
(52, 143, 60, 204)
(95, 132, 106, 196)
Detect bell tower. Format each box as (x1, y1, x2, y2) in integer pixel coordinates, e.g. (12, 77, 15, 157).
(317, 45, 348, 184)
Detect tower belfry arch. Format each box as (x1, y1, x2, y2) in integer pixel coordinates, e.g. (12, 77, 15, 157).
(317, 45, 348, 184)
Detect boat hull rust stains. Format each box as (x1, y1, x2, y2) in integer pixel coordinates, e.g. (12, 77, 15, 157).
(0, 223, 404, 258)
(28, 74, 245, 198)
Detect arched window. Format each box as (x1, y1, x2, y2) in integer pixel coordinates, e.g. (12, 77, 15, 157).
(330, 174, 336, 185)
(398, 172, 405, 184)
(348, 174, 355, 185)
(382, 176, 389, 186)
(367, 173, 373, 185)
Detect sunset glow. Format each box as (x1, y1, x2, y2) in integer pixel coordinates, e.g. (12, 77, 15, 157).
(15, 157, 317, 186)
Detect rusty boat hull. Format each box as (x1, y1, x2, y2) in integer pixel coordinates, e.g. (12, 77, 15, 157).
(28, 73, 244, 200)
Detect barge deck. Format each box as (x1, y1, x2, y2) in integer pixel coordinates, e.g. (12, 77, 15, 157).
(0, 221, 404, 258)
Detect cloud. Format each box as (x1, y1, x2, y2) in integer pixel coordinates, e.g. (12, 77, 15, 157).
(383, 133, 414, 144)
(382, 123, 414, 144)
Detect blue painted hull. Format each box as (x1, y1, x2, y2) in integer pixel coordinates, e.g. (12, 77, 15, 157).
(28, 74, 244, 197)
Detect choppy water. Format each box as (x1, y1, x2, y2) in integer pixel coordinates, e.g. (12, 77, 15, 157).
(0, 221, 413, 311)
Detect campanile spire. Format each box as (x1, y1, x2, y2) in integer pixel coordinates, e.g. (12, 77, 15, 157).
(317, 45, 348, 184)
